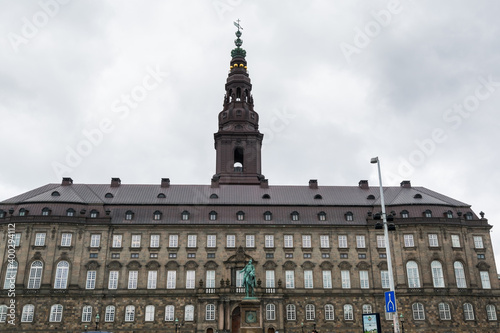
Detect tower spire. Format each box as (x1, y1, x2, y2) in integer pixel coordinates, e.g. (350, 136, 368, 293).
(212, 22, 265, 186)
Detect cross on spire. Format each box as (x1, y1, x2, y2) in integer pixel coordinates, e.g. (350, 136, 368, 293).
(234, 19, 243, 31)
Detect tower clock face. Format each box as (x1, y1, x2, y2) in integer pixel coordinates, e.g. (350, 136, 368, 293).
(245, 311, 257, 323)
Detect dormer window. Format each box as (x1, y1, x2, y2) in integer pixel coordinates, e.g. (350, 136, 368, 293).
(153, 211, 162, 220)
(314, 194, 323, 200)
(89, 210, 99, 218)
(401, 210, 409, 218)
(237, 211, 245, 221)
(264, 211, 272, 221)
(291, 211, 299, 221)
(445, 210, 453, 218)
(345, 211, 354, 221)
(209, 211, 217, 221)
(105, 193, 114, 198)
(262, 194, 271, 199)
(367, 194, 375, 200)
(210, 194, 219, 199)
(157, 193, 166, 198)
(414, 194, 422, 199)
(181, 211, 190, 221)
(318, 211, 326, 221)
(424, 210, 432, 218)
(42, 207, 51, 216)
(66, 208, 75, 217)
(0, 210, 5, 218)
(19, 208, 28, 217)
(465, 212, 473, 220)
(125, 210, 134, 220)
(51, 191, 60, 197)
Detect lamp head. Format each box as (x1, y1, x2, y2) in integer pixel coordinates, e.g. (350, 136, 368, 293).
(370, 157, 379, 164)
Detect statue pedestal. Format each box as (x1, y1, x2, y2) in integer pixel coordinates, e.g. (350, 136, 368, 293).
(240, 298, 261, 333)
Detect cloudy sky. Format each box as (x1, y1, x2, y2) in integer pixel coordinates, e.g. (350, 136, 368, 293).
(1, 1, 500, 268)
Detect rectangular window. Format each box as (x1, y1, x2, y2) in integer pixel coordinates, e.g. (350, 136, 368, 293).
(186, 270, 195, 289)
(148, 271, 157, 289)
(207, 235, 216, 248)
(187, 235, 197, 248)
(303, 253, 312, 259)
(226, 235, 235, 248)
(302, 235, 312, 248)
(187, 253, 196, 258)
(150, 253, 158, 259)
(285, 253, 293, 259)
(404, 234, 414, 247)
(338, 235, 347, 248)
(356, 235, 366, 248)
(90, 234, 101, 247)
(61, 233, 72, 247)
(111, 253, 120, 259)
(320, 235, 330, 248)
(474, 236, 484, 249)
(86, 270, 96, 289)
(284, 235, 293, 248)
(128, 271, 138, 289)
(236, 271, 244, 287)
(285, 270, 295, 289)
(428, 234, 439, 247)
(112, 235, 122, 248)
(341, 270, 351, 289)
(168, 253, 176, 259)
(207, 253, 215, 258)
(381, 270, 390, 289)
(304, 270, 313, 288)
(322, 253, 330, 259)
(451, 235, 461, 248)
(377, 235, 386, 248)
(246, 235, 255, 248)
(266, 270, 275, 288)
(358, 253, 366, 259)
(480, 271, 491, 289)
(206, 270, 216, 288)
(14, 233, 21, 247)
(360, 270, 369, 289)
(265, 235, 274, 248)
(131, 234, 141, 248)
(130, 253, 139, 259)
(35, 233, 46, 246)
(169, 234, 178, 248)
(108, 271, 119, 289)
(150, 234, 160, 248)
(322, 270, 332, 289)
(167, 271, 176, 289)
(266, 253, 274, 259)
(340, 253, 348, 259)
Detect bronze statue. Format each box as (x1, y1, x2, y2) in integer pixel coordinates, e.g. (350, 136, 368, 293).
(240, 259, 256, 297)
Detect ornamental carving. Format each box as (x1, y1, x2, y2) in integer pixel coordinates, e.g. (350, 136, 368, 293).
(185, 260, 199, 269)
(204, 260, 219, 269)
(338, 261, 352, 270)
(356, 261, 371, 270)
(476, 261, 490, 271)
(126, 260, 142, 269)
(165, 261, 180, 269)
(319, 261, 334, 270)
(85, 261, 101, 270)
(377, 261, 388, 270)
(106, 261, 122, 269)
(301, 261, 316, 269)
(282, 261, 297, 270)
(146, 261, 161, 269)
(263, 261, 277, 269)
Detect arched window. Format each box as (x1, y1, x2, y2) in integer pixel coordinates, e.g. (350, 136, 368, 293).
(305, 304, 315, 320)
(157, 193, 166, 198)
(406, 261, 421, 288)
(54, 261, 69, 289)
(125, 305, 135, 322)
(262, 194, 271, 199)
(401, 210, 409, 218)
(206, 304, 215, 321)
(51, 191, 60, 197)
(3, 260, 18, 289)
(82, 305, 92, 322)
(125, 210, 134, 220)
(345, 211, 354, 221)
(153, 211, 162, 220)
(286, 304, 296, 321)
(0, 210, 5, 219)
(165, 305, 175, 321)
(486, 304, 497, 321)
(465, 212, 473, 220)
(209, 211, 217, 221)
(291, 211, 299, 221)
(105, 305, 115, 322)
(185, 305, 194, 321)
(28, 261, 43, 289)
(236, 211, 245, 221)
(424, 210, 432, 218)
(325, 304, 334, 320)
(145, 305, 155, 322)
(431, 261, 444, 288)
(454, 261, 467, 288)
(181, 211, 190, 221)
(344, 304, 353, 321)
(21, 304, 34, 322)
(438, 302, 451, 320)
(362, 304, 372, 314)
(445, 210, 453, 218)
(318, 211, 326, 221)
(19, 208, 28, 216)
(463, 303, 474, 321)
(412, 303, 425, 320)
(266, 304, 276, 320)
(49, 304, 63, 322)
(90, 210, 99, 218)
(210, 193, 219, 199)
(314, 194, 323, 200)
(0, 305, 7, 322)
(264, 211, 272, 221)
(66, 208, 75, 217)
(42, 207, 51, 216)
(105, 192, 114, 198)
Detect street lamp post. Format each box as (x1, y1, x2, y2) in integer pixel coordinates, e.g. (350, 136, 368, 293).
(95, 313, 100, 332)
(175, 317, 179, 333)
(301, 322, 304, 333)
(400, 313, 405, 333)
(371, 157, 400, 333)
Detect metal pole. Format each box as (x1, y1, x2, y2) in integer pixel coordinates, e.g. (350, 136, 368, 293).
(373, 157, 400, 333)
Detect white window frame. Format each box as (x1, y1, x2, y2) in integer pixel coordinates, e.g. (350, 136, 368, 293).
(128, 270, 138, 289)
(246, 235, 255, 248)
(320, 235, 330, 248)
(266, 270, 275, 288)
(377, 235, 385, 248)
(148, 270, 157, 289)
(406, 261, 421, 288)
(325, 304, 334, 320)
(54, 261, 69, 289)
(82, 305, 92, 322)
(305, 304, 315, 320)
(304, 270, 313, 289)
(480, 271, 491, 289)
(344, 304, 353, 321)
(265, 235, 274, 248)
(404, 234, 414, 247)
(412, 303, 425, 320)
(266, 304, 276, 320)
(359, 270, 369, 289)
(431, 261, 445, 288)
(61, 233, 72, 247)
(302, 235, 311, 248)
(108, 271, 119, 289)
(49, 304, 63, 322)
(322, 270, 332, 289)
(185, 305, 194, 321)
(165, 305, 175, 321)
(90, 234, 101, 247)
(186, 270, 195, 289)
(187, 235, 197, 248)
(150, 234, 160, 248)
(105, 305, 115, 322)
(451, 234, 461, 248)
(341, 270, 351, 289)
(428, 234, 439, 247)
(131, 234, 141, 248)
(206, 304, 216, 321)
(285, 270, 295, 289)
(21, 304, 34, 322)
(0, 305, 7, 323)
(28, 261, 43, 289)
(125, 305, 135, 322)
(438, 302, 451, 320)
(284, 235, 293, 248)
(86, 270, 96, 290)
(381, 270, 390, 289)
(486, 304, 497, 321)
(3, 261, 18, 289)
(112, 234, 122, 248)
(356, 235, 366, 248)
(35, 233, 46, 246)
(145, 305, 155, 322)
(463, 303, 474, 321)
(338, 235, 348, 248)
(362, 304, 372, 314)
(226, 234, 235, 248)
(474, 236, 484, 249)
(169, 234, 178, 248)
(206, 270, 216, 288)
(286, 304, 296, 321)
(454, 261, 467, 288)
(167, 271, 177, 289)
(207, 235, 216, 248)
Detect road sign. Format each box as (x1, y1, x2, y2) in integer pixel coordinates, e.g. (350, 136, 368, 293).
(385, 291, 396, 313)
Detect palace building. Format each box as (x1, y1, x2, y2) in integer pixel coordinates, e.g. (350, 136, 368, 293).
(1, 26, 499, 333)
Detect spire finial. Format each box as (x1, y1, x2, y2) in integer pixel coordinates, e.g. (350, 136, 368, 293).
(231, 19, 246, 58)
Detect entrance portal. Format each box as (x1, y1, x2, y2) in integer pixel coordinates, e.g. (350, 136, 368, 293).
(231, 306, 241, 333)
(267, 328, 275, 333)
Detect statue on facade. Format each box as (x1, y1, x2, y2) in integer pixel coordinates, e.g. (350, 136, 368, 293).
(240, 259, 256, 298)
